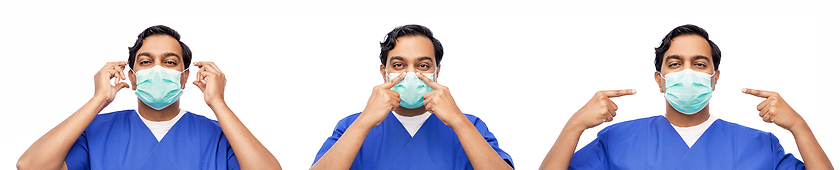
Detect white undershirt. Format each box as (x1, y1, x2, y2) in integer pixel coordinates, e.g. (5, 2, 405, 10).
(138, 109, 187, 142)
(670, 114, 718, 148)
(392, 111, 431, 137)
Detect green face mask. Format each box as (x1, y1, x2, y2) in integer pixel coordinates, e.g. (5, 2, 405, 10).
(388, 71, 435, 109)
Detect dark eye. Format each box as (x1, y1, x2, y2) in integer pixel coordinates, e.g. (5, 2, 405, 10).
(694, 63, 706, 67)
(140, 60, 151, 64)
(669, 63, 681, 67)
(418, 64, 429, 68)
(393, 63, 403, 68)
(165, 61, 177, 65)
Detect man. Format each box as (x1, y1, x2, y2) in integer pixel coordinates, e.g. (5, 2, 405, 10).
(17, 25, 281, 170)
(310, 24, 514, 169)
(539, 24, 832, 169)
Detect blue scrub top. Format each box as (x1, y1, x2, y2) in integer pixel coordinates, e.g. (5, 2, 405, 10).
(570, 115, 804, 170)
(314, 112, 514, 169)
(65, 110, 240, 170)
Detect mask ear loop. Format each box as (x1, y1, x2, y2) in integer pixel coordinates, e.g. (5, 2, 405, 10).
(181, 67, 198, 93)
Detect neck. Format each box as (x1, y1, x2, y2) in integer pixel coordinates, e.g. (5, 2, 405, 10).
(137, 99, 181, 121)
(394, 106, 426, 117)
(664, 101, 711, 127)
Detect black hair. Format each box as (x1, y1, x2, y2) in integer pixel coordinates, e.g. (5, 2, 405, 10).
(654, 24, 721, 71)
(379, 24, 444, 66)
(128, 25, 192, 71)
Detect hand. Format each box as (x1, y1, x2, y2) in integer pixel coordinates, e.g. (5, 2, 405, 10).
(568, 89, 636, 130)
(418, 73, 466, 127)
(743, 88, 805, 131)
(193, 62, 226, 105)
(358, 72, 406, 127)
(93, 61, 130, 103)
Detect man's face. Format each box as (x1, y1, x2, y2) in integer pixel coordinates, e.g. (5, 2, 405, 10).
(655, 34, 719, 92)
(380, 35, 438, 80)
(129, 34, 189, 89)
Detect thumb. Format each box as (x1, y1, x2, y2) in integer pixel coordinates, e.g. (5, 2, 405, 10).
(116, 82, 130, 89)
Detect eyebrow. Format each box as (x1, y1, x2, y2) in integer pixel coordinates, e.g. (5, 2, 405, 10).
(416, 56, 433, 63)
(137, 52, 151, 58)
(163, 52, 182, 61)
(389, 56, 405, 63)
(665, 55, 682, 61)
(691, 55, 710, 62)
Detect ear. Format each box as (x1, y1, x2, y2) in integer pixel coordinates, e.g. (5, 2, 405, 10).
(129, 70, 137, 90)
(711, 70, 720, 91)
(380, 64, 387, 81)
(434, 64, 441, 81)
(654, 71, 664, 93)
(181, 69, 190, 89)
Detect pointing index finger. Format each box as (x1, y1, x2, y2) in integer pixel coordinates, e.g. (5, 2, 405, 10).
(417, 72, 443, 90)
(602, 89, 637, 98)
(742, 88, 773, 98)
(382, 72, 406, 88)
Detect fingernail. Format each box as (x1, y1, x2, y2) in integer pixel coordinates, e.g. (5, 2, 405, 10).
(741, 88, 747, 92)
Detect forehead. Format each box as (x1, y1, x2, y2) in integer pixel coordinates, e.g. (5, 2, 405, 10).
(664, 34, 711, 60)
(136, 34, 182, 58)
(388, 35, 435, 62)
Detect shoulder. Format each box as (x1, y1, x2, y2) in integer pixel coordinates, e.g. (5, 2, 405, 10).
(182, 111, 223, 130)
(713, 119, 776, 141)
(463, 113, 482, 123)
(595, 116, 662, 139)
(89, 109, 136, 126)
(93, 109, 135, 120)
(330, 112, 362, 130)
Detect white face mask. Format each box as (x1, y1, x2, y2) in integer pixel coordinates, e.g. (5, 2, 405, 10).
(385, 68, 437, 109)
(660, 69, 715, 115)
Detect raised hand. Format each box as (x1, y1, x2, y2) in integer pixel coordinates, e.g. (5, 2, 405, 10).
(193, 62, 225, 105)
(94, 61, 130, 103)
(417, 72, 466, 127)
(358, 72, 406, 127)
(742, 88, 805, 130)
(568, 89, 636, 130)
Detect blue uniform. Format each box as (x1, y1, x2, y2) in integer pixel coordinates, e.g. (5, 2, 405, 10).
(65, 110, 239, 170)
(570, 115, 804, 170)
(314, 112, 513, 169)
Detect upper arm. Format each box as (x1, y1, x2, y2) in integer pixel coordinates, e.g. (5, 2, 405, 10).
(769, 134, 804, 170)
(472, 117, 514, 168)
(569, 138, 608, 170)
(64, 132, 90, 170)
(312, 118, 350, 166)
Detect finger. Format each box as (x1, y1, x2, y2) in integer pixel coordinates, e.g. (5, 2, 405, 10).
(757, 98, 773, 111)
(742, 88, 774, 98)
(193, 80, 206, 91)
(382, 72, 407, 88)
(194, 62, 221, 73)
(116, 82, 130, 89)
(604, 112, 614, 122)
(605, 98, 618, 111)
(417, 72, 444, 90)
(607, 107, 617, 117)
(762, 110, 773, 123)
(758, 107, 770, 117)
(601, 89, 637, 98)
(423, 95, 436, 105)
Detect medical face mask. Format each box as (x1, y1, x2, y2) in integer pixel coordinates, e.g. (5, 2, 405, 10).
(661, 69, 715, 115)
(387, 71, 435, 109)
(131, 65, 187, 110)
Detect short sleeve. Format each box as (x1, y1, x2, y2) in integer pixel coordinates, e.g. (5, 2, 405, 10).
(65, 132, 91, 170)
(312, 118, 350, 166)
(769, 134, 804, 170)
(472, 117, 514, 168)
(224, 134, 241, 170)
(569, 138, 608, 170)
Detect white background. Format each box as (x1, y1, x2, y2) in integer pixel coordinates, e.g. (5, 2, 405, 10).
(1, 1, 837, 169)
